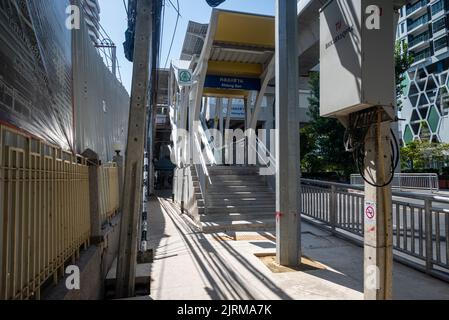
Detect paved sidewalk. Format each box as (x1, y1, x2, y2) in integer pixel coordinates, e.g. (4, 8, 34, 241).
(148, 194, 449, 300)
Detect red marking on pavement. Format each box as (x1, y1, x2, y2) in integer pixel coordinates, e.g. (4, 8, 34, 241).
(368, 226, 376, 233)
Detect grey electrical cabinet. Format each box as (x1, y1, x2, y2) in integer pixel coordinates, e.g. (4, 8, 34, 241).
(319, 0, 396, 123)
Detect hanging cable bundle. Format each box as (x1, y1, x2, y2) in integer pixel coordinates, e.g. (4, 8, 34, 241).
(344, 107, 400, 188)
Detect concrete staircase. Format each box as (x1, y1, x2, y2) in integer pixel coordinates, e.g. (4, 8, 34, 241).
(196, 166, 276, 233)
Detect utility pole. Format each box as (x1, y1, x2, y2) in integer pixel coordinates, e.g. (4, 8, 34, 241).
(116, 0, 153, 299)
(275, 0, 301, 267)
(362, 5, 400, 301)
(363, 111, 394, 300)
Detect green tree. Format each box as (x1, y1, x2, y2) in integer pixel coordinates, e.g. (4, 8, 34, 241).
(401, 140, 449, 171)
(300, 72, 356, 178)
(395, 41, 414, 111)
(300, 44, 413, 179)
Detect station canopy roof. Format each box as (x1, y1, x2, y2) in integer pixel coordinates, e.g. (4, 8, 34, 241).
(180, 21, 209, 61)
(181, 9, 275, 98)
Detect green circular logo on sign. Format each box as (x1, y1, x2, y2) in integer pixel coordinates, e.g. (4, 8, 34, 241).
(179, 70, 192, 83)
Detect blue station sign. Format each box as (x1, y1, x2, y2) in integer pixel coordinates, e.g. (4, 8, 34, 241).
(204, 75, 261, 91)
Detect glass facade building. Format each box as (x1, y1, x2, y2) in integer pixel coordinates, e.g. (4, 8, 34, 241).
(397, 0, 449, 143)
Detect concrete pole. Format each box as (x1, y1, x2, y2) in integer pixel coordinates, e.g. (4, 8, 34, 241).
(243, 97, 249, 165)
(363, 116, 393, 300)
(214, 98, 220, 129)
(218, 98, 225, 164)
(219, 98, 224, 135)
(225, 98, 232, 130)
(225, 98, 232, 165)
(275, 0, 301, 267)
(203, 97, 209, 120)
(116, 0, 153, 299)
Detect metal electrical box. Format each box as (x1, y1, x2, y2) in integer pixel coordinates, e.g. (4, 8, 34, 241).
(320, 0, 396, 123)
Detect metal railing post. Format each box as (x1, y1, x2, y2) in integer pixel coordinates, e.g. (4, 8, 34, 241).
(330, 185, 337, 233)
(204, 170, 208, 215)
(425, 198, 433, 273)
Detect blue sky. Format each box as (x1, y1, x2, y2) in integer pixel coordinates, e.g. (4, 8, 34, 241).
(98, 0, 275, 93)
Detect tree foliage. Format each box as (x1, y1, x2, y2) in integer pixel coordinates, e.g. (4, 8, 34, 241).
(395, 41, 414, 111)
(300, 43, 413, 178)
(300, 72, 356, 178)
(401, 140, 449, 171)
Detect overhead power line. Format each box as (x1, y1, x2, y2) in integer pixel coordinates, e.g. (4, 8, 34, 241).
(164, 0, 180, 68)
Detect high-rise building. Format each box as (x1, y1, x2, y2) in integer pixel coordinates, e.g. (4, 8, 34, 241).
(82, 0, 101, 44)
(397, 0, 449, 144)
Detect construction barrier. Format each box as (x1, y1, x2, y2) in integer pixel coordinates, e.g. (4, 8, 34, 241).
(0, 125, 90, 300)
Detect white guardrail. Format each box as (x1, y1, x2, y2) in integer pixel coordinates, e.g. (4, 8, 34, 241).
(351, 173, 440, 193)
(301, 179, 449, 282)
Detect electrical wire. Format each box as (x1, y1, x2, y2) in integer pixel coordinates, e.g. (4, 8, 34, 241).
(344, 108, 400, 188)
(164, 0, 180, 68)
(166, 0, 181, 17)
(122, 0, 129, 15)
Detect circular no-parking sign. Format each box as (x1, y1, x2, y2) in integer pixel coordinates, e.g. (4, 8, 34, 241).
(365, 205, 375, 220)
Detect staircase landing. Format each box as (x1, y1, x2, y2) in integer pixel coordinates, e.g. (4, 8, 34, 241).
(196, 166, 275, 233)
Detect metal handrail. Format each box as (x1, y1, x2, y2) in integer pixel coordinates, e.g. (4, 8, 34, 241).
(409, 32, 430, 48)
(193, 131, 212, 214)
(194, 133, 211, 180)
(350, 173, 440, 193)
(301, 178, 449, 281)
(255, 136, 277, 168)
(406, 0, 428, 16)
(408, 14, 430, 31)
(304, 178, 448, 203)
(196, 119, 216, 165)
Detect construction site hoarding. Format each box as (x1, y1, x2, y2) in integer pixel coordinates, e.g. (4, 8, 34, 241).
(73, 0, 130, 162)
(0, 0, 129, 161)
(0, 0, 74, 150)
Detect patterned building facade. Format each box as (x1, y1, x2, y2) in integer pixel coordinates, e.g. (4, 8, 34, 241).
(397, 0, 449, 144)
